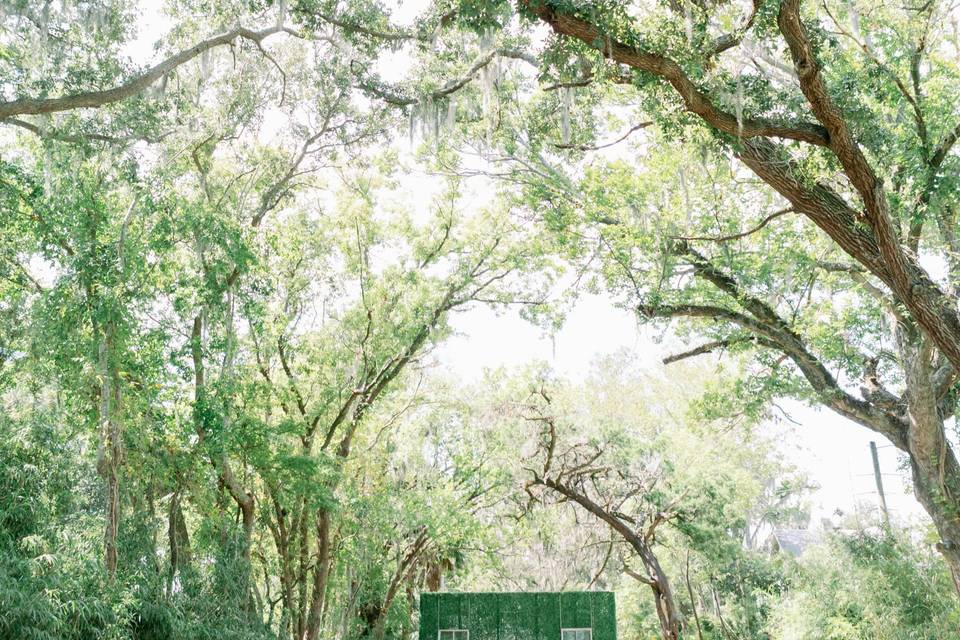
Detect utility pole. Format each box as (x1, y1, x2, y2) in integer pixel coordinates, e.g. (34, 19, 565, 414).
(869, 441, 890, 528)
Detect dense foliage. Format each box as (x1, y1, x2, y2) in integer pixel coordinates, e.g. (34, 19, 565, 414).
(3, 0, 960, 638)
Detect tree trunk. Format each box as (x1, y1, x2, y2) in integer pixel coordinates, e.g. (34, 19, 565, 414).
(96, 334, 123, 581)
(370, 531, 429, 640)
(304, 508, 332, 640)
(167, 487, 192, 594)
(297, 504, 309, 639)
(899, 328, 960, 596)
(191, 315, 256, 591)
(265, 489, 298, 639)
(912, 458, 960, 594)
(637, 546, 682, 640)
(102, 453, 120, 579)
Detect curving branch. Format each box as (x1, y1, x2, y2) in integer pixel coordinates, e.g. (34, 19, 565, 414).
(641, 297, 907, 447)
(641, 245, 909, 448)
(0, 25, 296, 120)
(356, 47, 537, 107)
(552, 121, 652, 151)
(670, 207, 794, 243)
(518, 0, 830, 146)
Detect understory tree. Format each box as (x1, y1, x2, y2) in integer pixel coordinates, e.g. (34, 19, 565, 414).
(769, 532, 960, 639)
(427, 357, 808, 640)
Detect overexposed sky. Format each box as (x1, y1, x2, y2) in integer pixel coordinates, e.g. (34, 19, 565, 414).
(119, 1, 925, 526)
(435, 295, 925, 525)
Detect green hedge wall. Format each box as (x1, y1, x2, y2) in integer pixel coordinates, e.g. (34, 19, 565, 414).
(419, 592, 616, 640)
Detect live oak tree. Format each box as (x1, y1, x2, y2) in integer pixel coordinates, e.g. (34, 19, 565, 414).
(452, 357, 807, 640)
(523, 385, 689, 640)
(498, 0, 960, 591)
(325, 0, 960, 592)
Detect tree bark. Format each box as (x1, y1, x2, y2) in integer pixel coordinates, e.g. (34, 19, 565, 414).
(167, 487, 192, 593)
(639, 549, 682, 640)
(898, 328, 960, 593)
(542, 477, 683, 640)
(303, 508, 332, 640)
(95, 331, 123, 581)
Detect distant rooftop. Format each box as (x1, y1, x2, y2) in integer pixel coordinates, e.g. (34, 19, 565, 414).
(767, 528, 822, 557)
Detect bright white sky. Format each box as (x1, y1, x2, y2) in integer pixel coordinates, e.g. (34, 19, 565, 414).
(436, 295, 926, 526)
(123, 1, 927, 527)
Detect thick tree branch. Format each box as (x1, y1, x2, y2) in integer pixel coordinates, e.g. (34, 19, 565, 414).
(778, 0, 920, 314)
(739, 139, 960, 371)
(643, 242, 910, 447)
(932, 122, 960, 170)
(642, 299, 906, 448)
(737, 141, 888, 278)
(519, 0, 830, 146)
(0, 25, 295, 120)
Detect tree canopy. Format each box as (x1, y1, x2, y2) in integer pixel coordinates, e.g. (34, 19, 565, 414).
(3, 0, 960, 639)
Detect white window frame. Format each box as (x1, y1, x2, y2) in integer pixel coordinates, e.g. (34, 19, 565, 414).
(437, 629, 469, 640)
(561, 628, 593, 640)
